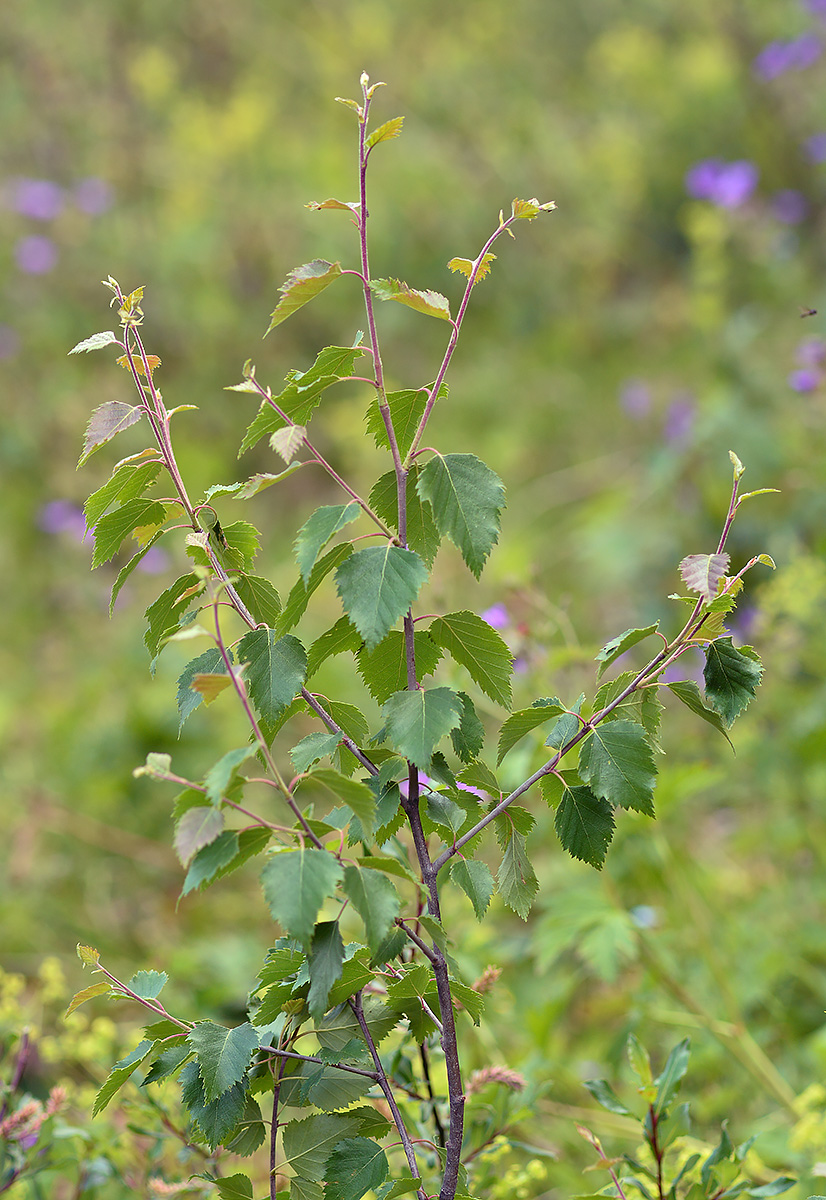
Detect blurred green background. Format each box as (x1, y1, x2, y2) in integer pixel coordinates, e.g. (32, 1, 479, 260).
(2, 0, 826, 1192)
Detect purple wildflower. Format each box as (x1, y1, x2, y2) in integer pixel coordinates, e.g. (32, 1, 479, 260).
(788, 367, 821, 392)
(684, 159, 759, 209)
(663, 394, 696, 446)
(619, 378, 652, 418)
(661, 647, 704, 686)
(38, 500, 88, 540)
(481, 603, 510, 630)
(804, 0, 826, 15)
(753, 32, 823, 79)
(796, 337, 826, 365)
(771, 189, 809, 224)
(804, 132, 826, 162)
(74, 177, 114, 215)
(14, 178, 64, 221)
(15, 235, 58, 274)
(0, 325, 20, 359)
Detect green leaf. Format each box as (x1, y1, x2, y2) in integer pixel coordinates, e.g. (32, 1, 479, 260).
(291, 732, 343, 774)
(65, 980, 112, 1017)
(511, 196, 556, 219)
(497, 829, 538, 920)
(596, 624, 660, 679)
(237, 630, 307, 722)
(457, 758, 501, 797)
(325, 1139, 389, 1200)
(369, 466, 442, 567)
(666, 680, 734, 750)
(279, 543, 354, 634)
(383, 686, 464, 769)
(144, 573, 201, 659)
(450, 858, 494, 920)
(429, 610, 513, 707)
(174, 806, 225, 866)
(703, 638, 763, 727)
(212, 1176, 253, 1200)
(306, 769, 377, 839)
(204, 746, 256, 804)
(365, 115, 404, 151)
(179, 1059, 247, 1150)
(315, 999, 399, 1053)
(654, 1038, 691, 1116)
(679, 554, 730, 603)
(335, 546, 428, 651)
(357, 630, 443, 704)
(343, 865, 400, 955)
(233, 574, 282, 627)
(582, 1078, 633, 1117)
(417, 453, 505, 578)
(307, 617, 363, 679)
(374, 1175, 423, 1200)
(84, 459, 162, 526)
(266, 260, 343, 334)
(364, 388, 429, 459)
(497, 699, 564, 765)
(69, 329, 120, 354)
(78, 400, 143, 466)
(593, 673, 663, 748)
(295, 503, 361, 582)
(91, 498, 167, 568)
(450, 692, 485, 763)
(279, 1061, 373, 1113)
(177, 649, 230, 731)
(109, 530, 169, 615)
(261, 848, 344, 947)
(127, 970, 168, 1000)
(554, 785, 615, 869)
(385, 965, 440, 1040)
(627, 1034, 654, 1087)
(369, 277, 451, 321)
(308, 921, 345, 1019)
(545, 694, 585, 749)
(579, 721, 657, 816)
(188, 1021, 259, 1103)
(281, 1113, 362, 1193)
(181, 831, 240, 897)
(93, 1040, 154, 1115)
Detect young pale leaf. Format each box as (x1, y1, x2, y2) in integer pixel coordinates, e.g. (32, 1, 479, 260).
(679, 553, 731, 603)
(365, 115, 404, 151)
(369, 466, 442, 567)
(69, 329, 120, 354)
(579, 720, 657, 816)
(65, 980, 112, 1017)
(703, 638, 763, 727)
(497, 699, 565, 765)
(369, 278, 452, 321)
(450, 858, 494, 920)
(357, 630, 443, 704)
(188, 1021, 259, 1104)
(78, 401, 144, 467)
(364, 388, 429, 459)
(260, 848, 343, 947)
(325, 1138, 389, 1200)
(266, 259, 343, 334)
(653, 1038, 691, 1116)
(343, 865, 400, 955)
(91, 498, 167, 568)
(596, 624, 659, 679)
(308, 921, 345, 1020)
(177, 649, 230, 731)
(554, 785, 615, 870)
(666, 680, 734, 750)
(269, 424, 306, 463)
(429, 610, 513, 707)
(511, 197, 556, 220)
(305, 198, 360, 213)
(174, 806, 225, 866)
(497, 829, 538, 920)
(295, 503, 361, 583)
(627, 1034, 654, 1089)
(127, 970, 168, 1000)
(417, 453, 506, 578)
(237, 630, 307, 723)
(335, 545, 428, 651)
(382, 687, 464, 769)
(447, 253, 497, 283)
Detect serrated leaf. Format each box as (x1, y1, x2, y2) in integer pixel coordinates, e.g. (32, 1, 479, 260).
(383, 686, 464, 769)
(417, 454, 505, 578)
(369, 466, 442, 567)
(279, 542, 353, 635)
(291, 731, 343, 774)
(307, 921, 344, 1019)
(511, 197, 556, 219)
(497, 829, 538, 920)
(365, 115, 404, 151)
(306, 769, 377, 839)
(77, 943, 100, 967)
(579, 720, 657, 816)
(447, 253, 496, 283)
(127, 969, 168, 1000)
(237, 630, 307, 722)
(325, 1139, 389, 1200)
(666, 680, 734, 750)
(84, 460, 162, 526)
(593, 674, 663, 747)
(261, 848, 343, 947)
(266, 260, 343, 334)
(596, 624, 659, 679)
(181, 831, 240, 897)
(369, 278, 451, 321)
(281, 1113, 362, 1191)
(270, 424, 306, 463)
(93, 1040, 154, 1116)
(335, 545, 428, 651)
(450, 858, 494, 920)
(357, 630, 443, 704)
(116, 352, 161, 377)
(188, 1021, 259, 1103)
(177, 648, 231, 731)
(343, 865, 400, 955)
(457, 758, 501, 797)
(144, 573, 201, 659)
(180, 1059, 247, 1150)
(429, 610, 513, 707)
(204, 746, 256, 803)
(65, 980, 112, 1017)
(212, 1176, 253, 1200)
(554, 785, 615, 869)
(91, 498, 167, 568)
(497, 699, 564, 765)
(295, 503, 361, 583)
(315, 998, 399, 1053)
(703, 638, 763, 727)
(69, 329, 120, 354)
(78, 401, 144, 467)
(305, 197, 360, 213)
(679, 554, 731, 603)
(364, 389, 429, 459)
(174, 806, 225, 866)
(307, 617, 363, 678)
(450, 692, 485, 763)
(279, 1060, 373, 1113)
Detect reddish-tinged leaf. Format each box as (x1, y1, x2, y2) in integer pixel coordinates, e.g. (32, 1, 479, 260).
(678, 553, 730, 602)
(78, 401, 144, 467)
(191, 673, 234, 705)
(511, 197, 556, 220)
(266, 260, 343, 334)
(77, 944, 101, 967)
(116, 353, 161, 377)
(368, 278, 452, 322)
(305, 198, 361, 213)
(270, 424, 306, 463)
(65, 980, 112, 1017)
(174, 806, 225, 866)
(447, 254, 496, 283)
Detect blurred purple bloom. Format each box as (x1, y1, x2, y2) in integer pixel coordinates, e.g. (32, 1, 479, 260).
(753, 32, 823, 79)
(684, 159, 759, 209)
(803, 0, 826, 18)
(14, 178, 64, 220)
(513, 656, 529, 675)
(804, 132, 826, 162)
(136, 545, 170, 574)
(15, 235, 58, 274)
(481, 603, 510, 630)
(17, 1132, 39, 1151)
(663, 394, 696, 446)
(788, 367, 821, 391)
(771, 188, 809, 224)
(0, 325, 20, 359)
(38, 500, 88, 540)
(74, 177, 114, 215)
(662, 647, 704, 686)
(796, 336, 826, 365)
(725, 603, 759, 643)
(619, 378, 652, 418)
